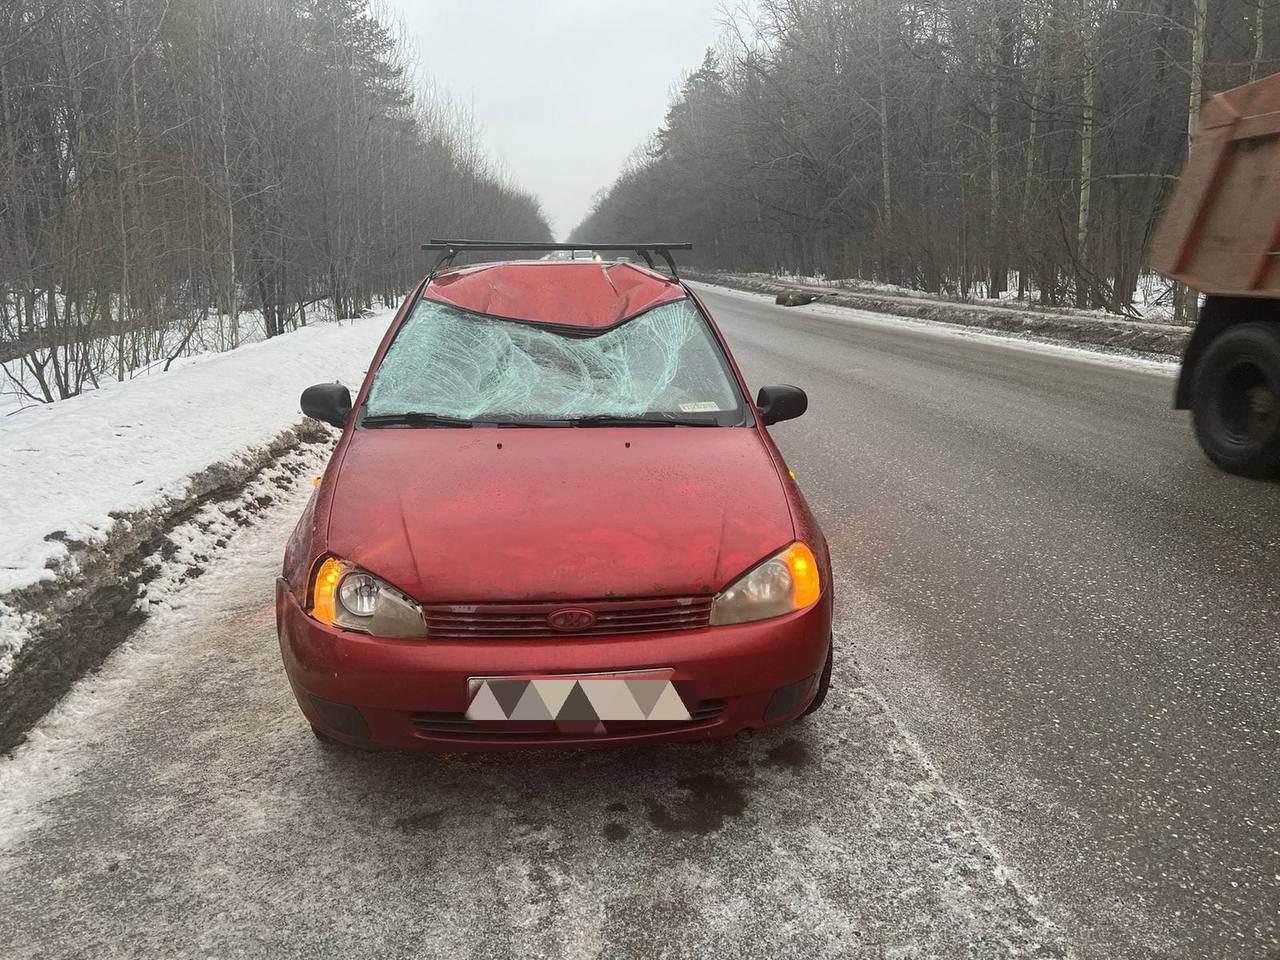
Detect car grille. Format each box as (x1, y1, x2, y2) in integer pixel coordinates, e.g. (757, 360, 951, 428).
(410, 699, 727, 738)
(421, 596, 714, 639)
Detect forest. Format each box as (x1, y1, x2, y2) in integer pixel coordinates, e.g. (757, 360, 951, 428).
(1, 0, 550, 406)
(574, 0, 1272, 318)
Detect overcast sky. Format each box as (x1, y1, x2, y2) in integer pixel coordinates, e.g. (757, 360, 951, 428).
(383, 0, 735, 239)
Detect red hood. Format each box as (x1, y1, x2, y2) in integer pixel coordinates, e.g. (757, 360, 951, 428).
(324, 427, 794, 602)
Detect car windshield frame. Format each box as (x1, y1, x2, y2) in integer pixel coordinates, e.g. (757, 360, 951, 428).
(359, 295, 751, 428)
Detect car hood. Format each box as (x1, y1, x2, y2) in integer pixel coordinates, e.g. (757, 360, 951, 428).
(325, 427, 795, 602)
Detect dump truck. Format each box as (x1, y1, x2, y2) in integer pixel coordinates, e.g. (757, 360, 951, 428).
(1152, 73, 1280, 477)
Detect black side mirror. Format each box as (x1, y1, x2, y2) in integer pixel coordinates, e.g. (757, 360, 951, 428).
(756, 384, 808, 426)
(301, 383, 352, 428)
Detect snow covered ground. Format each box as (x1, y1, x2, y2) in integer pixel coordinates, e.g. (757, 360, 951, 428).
(766, 270, 1183, 323)
(0, 309, 394, 678)
(0, 300, 353, 416)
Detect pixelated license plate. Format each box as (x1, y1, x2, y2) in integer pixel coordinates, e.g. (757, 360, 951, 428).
(465, 670, 691, 723)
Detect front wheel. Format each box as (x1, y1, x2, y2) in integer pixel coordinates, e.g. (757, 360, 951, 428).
(1190, 322, 1280, 477)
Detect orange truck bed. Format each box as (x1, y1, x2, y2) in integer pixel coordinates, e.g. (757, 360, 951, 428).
(1152, 73, 1280, 297)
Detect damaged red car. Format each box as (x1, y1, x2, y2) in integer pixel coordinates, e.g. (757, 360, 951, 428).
(276, 241, 833, 750)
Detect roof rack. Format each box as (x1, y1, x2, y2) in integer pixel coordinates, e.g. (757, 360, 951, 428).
(421, 240, 693, 280)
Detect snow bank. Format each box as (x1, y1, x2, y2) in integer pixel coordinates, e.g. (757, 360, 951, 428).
(691, 272, 1190, 358)
(0, 311, 393, 676)
(698, 282, 1179, 374)
(759, 269, 1181, 323)
(0, 301, 356, 416)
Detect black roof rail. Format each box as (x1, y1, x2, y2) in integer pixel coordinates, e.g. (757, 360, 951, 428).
(421, 240, 693, 281)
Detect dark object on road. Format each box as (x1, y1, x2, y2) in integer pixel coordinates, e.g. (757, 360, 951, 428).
(281, 240, 833, 751)
(1152, 73, 1280, 476)
(776, 292, 820, 307)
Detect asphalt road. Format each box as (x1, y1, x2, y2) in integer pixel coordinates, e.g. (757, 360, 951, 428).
(1, 286, 1276, 959)
(699, 285, 1280, 959)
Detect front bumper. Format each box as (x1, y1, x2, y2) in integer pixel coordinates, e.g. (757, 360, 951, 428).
(275, 579, 832, 751)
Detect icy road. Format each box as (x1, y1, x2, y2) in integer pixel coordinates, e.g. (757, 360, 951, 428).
(1, 286, 1277, 959)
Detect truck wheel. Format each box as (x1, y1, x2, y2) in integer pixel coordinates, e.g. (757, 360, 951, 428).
(1191, 322, 1280, 477)
(801, 639, 834, 717)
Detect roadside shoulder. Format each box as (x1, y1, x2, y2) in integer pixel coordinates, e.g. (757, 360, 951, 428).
(0, 311, 389, 752)
(688, 271, 1189, 361)
(0, 426, 336, 753)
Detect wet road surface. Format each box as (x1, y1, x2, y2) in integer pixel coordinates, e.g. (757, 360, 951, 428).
(1, 285, 1276, 958)
(699, 285, 1280, 958)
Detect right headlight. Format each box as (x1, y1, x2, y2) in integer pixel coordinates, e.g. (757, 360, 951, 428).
(307, 555, 426, 638)
(710, 542, 821, 626)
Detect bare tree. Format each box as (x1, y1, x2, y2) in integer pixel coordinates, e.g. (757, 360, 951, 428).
(1, 0, 551, 408)
(576, 0, 1277, 319)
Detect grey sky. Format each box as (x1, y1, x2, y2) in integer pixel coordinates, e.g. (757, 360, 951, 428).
(383, 0, 733, 239)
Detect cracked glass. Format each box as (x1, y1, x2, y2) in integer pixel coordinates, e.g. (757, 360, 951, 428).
(364, 298, 746, 424)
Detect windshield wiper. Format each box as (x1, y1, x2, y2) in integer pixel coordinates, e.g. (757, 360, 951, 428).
(568, 415, 721, 427)
(363, 412, 723, 428)
(362, 411, 478, 428)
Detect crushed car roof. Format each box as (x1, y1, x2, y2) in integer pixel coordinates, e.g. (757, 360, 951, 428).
(422, 260, 687, 329)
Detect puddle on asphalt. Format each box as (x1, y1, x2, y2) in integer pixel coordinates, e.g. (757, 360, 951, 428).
(763, 737, 812, 771)
(601, 822, 630, 842)
(642, 773, 748, 835)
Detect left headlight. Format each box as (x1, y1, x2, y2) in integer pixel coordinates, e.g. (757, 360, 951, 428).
(710, 542, 821, 626)
(307, 555, 427, 638)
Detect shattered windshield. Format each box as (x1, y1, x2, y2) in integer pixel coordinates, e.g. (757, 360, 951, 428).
(363, 297, 747, 425)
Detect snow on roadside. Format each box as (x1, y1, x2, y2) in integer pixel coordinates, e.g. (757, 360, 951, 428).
(761, 269, 1180, 323)
(0, 302, 356, 417)
(0, 608, 36, 679)
(0, 310, 393, 678)
(692, 281, 1180, 375)
(0, 470, 321, 846)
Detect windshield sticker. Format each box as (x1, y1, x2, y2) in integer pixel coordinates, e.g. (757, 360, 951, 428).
(679, 401, 722, 413)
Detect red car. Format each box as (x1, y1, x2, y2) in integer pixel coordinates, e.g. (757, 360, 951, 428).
(276, 241, 833, 750)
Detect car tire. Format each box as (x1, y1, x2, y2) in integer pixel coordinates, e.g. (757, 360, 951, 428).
(801, 639, 834, 718)
(1191, 322, 1280, 477)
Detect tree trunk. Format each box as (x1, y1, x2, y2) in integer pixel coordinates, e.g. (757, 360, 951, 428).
(1175, 0, 1208, 324)
(1252, 0, 1266, 83)
(1076, 23, 1096, 310)
(1020, 61, 1045, 301)
(876, 7, 893, 282)
(212, 4, 240, 348)
(988, 9, 1008, 299)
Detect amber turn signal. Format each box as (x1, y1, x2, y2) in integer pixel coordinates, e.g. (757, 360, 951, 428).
(309, 556, 344, 626)
(782, 542, 821, 608)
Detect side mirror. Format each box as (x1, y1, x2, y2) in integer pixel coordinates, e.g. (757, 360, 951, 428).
(756, 384, 807, 426)
(301, 383, 352, 428)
